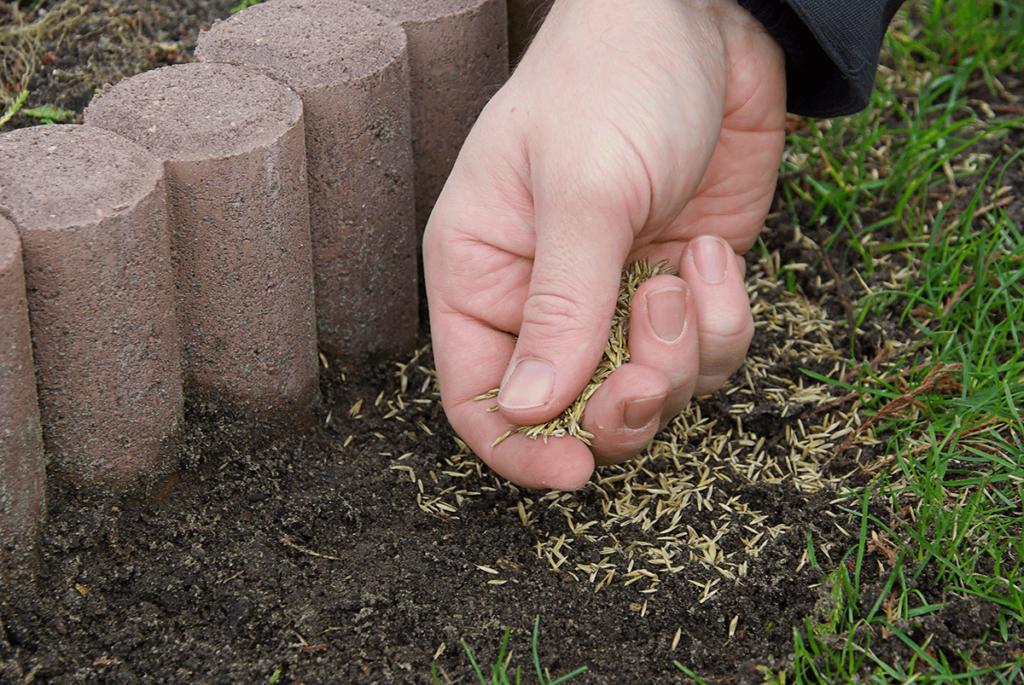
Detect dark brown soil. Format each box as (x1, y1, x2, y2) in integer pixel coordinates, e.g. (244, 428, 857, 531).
(2, 2, 1021, 683)
(1, 0, 234, 131)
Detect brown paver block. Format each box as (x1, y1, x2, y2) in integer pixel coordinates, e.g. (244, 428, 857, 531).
(85, 62, 319, 429)
(362, 0, 509, 233)
(196, 1, 418, 360)
(0, 216, 45, 593)
(507, 0, 552, 66)
(0, 126, 181, 489)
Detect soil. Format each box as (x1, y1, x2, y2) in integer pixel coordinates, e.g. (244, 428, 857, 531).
(2, 1, 1022, 683)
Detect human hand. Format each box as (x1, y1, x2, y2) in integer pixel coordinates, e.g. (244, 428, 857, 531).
(423, 0, 786, 489)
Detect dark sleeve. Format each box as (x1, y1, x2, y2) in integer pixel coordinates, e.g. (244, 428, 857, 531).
(736, 0, 906, 117)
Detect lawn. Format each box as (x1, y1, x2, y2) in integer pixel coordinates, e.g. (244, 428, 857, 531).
(728, 1, 1024, 681)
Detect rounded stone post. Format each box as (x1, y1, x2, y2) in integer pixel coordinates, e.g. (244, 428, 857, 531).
(0, 126, 180, 489)
(362, 0, 509, 233)
(0, 216, 45, 594)
(196, 0, 418, 361)
(85, 62, 319, 429)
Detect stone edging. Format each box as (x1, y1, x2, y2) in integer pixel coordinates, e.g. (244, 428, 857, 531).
(0, 0, 552, 594)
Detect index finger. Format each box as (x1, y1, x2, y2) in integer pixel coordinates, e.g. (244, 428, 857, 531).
(422, 130, 597, 489)
(427, 300, 595, 490)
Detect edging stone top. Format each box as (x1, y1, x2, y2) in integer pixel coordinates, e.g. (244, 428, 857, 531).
(0, 125, 164, 233)
(84, 62, 304, 163)
(195, 0, 406, 92)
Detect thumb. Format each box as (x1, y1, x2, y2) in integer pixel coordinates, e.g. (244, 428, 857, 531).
(496, 171, 637, 427)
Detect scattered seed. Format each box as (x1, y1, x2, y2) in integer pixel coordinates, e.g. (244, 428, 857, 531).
(385, 250, 874, 599)
(281, 536, 343, 562)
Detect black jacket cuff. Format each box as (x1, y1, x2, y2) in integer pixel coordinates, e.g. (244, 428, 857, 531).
(737, 0, 904, 118)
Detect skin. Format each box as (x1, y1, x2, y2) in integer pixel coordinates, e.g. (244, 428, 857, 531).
(424, 0, 787, 490)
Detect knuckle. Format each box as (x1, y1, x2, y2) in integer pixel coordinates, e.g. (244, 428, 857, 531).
(698, 311, 753, 377)
(703, 304, 754, 344)
(521, 291, 590, 333)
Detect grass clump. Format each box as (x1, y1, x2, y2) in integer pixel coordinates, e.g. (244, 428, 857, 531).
(677, 0, 1024, 682)
(769, 97, 1023, 685)
(0, 87, 28, 126)
(433, 617, 587, 685)
(231, 0, 261, 13)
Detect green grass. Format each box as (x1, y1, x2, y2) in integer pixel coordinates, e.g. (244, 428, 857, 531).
(684, 0, 1024, 682)
(20, 103, 74, 123)
(231, 0, 261, 13)
(0, 89, 75, 126)
(0, 87, 28, 126)
(789, 165, 1024, 682)
(747, 185, 1024, 679)
(780, 0, 1024, 273)
(434, 617, 587, 685)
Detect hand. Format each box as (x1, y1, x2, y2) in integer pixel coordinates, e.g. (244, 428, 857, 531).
(423, 0, 786, 489)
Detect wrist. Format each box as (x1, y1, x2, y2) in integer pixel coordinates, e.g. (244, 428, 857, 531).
(518, 0, 732, 89)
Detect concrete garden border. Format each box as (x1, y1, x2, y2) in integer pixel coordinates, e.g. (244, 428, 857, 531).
(0, 0, 553, 598)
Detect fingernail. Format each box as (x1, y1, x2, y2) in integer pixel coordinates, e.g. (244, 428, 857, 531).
(624, 395, 664, 430)
(692, 237, 729, 284)
(498, 359, 555, 410)
(647, 287, 687, 342)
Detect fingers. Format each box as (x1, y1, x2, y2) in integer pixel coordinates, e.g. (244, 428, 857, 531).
(581, 274, 700, 465)
(494, 251, 622, 426)
(627, 275, 702, 422)
(423, 120, 600, 491)
(427, 302, 596, 491)
(495, 142, 641, 427)
(680, 235, 754, 396)
(488, 433, 595, 491)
